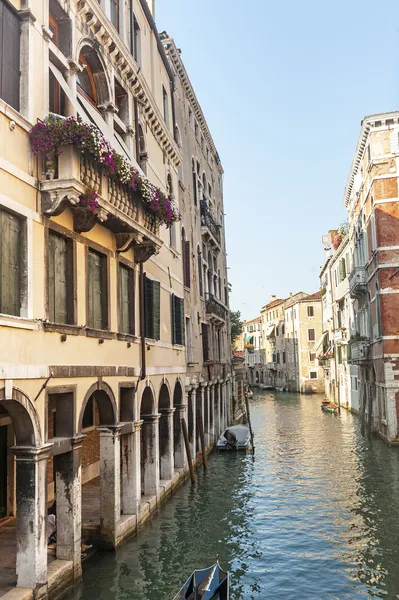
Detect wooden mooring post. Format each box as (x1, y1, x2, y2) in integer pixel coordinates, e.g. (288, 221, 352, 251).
(244, 393, 255, 456)
(182, 418, 196, 484)
(198, 413, 208, 470)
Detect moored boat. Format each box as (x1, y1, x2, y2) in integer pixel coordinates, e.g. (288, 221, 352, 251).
(173, 559, 229, 599)
(321, 399, 339, 415)
(217, 424, 251, 451)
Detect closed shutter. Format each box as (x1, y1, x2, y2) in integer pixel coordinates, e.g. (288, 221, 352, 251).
(152, 280, 160, 341)
(170, 293, 176, 345)
(183, 240, 190, 288)
(0, 208, 20, 316)
(48, 232, 68, 323)
(119, 264, 131, 334)
(88, 250, 104, 329)
(202, 322, 209, 362)
(198, 251, 203, 296)
(0, 2, 20, 111)
(173, 296, 185, 346)
(144, 277, 160, 340)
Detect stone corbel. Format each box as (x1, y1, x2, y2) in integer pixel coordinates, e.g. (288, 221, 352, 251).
(115, 232, 136, 253)
(72, 206, 108, 233)
(134, 240, 157, 264)
(41, 190, 80, 217)
(42, 25, 53, 42)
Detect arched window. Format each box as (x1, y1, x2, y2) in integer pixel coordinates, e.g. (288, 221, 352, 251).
(182, 228, 190, 288)
(77, 54, 97, 105)
(202, 173, 207, 202)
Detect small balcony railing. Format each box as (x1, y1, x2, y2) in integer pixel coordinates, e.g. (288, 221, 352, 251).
(200, 200, 221, 245)
(267, 362, 277, 370)
(348, 339, 370, 363)
(205, 293, 227, 322)
(349, 267, 367, 298)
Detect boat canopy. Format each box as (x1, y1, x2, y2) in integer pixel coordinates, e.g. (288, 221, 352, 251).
(223, 425, 249, 443)
(174, 562, 228, 600)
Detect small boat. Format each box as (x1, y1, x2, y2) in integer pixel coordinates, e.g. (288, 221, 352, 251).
(173, 559, 229, 599)
(246, 389, 253, 398)
(217, 424, 251, 451)
(321, 399, 339, 415)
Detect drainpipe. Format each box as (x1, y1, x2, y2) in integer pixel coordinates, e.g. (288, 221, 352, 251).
(139, 263, 146, 380)
(134, 96, 140, 163)
(171, 79, 177, 143)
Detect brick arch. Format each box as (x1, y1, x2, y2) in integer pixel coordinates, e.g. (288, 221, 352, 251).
(0, 387, 41, 446)
(78, 381, 117, 434)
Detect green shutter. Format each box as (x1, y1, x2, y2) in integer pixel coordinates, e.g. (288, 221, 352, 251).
(88, 250, 104, 329)
(174, 296, 185, 346)
(171, 293, 176, 345)
(0, 209, 20, 316)
(48, 233, 68, 323)
(153, 280, 160, 341)
(144, 275, 153, 338)
(119, 264, 131, 334)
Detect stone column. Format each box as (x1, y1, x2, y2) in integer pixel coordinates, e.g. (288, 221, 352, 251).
(203, 386, 210, 446)
(141, 414, 160, 497)
(188, 388, 197, 460)
(159, 408, 175, 481)
(19, 9, 37, 122)
(12, 445, 50, 590)
(65, 59, 80, 118)
(214, 384, 221, 439)
(173, 404, 186, 470)
(210, 384, 215, 442)
(121, 422, 141, 516)
(196, 387, 205, 454)
(98, 426, 122, 549)
(55, 436, 84, 580)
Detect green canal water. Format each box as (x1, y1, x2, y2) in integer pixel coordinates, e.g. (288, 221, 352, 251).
(68, 392, 399, 599)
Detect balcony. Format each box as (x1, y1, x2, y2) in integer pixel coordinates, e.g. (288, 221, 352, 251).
(348, 339, 371, 363)
(267, 362, 277, 371)
(200, 200, 221, 247)
(40, 147, 162, 262)
(334, 329, 348, 343)
(205, 293, 227, 324)
(349, 267, 367, 298)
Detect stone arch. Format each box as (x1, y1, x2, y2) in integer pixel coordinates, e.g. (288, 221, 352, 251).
(158, 381, 171, 410)
(76, 40, 112, 106)
(173, 379, 184, 405)
(78, 381, 117, 433)
(0, 387, 41, 446)
(140, 384, 155, 416)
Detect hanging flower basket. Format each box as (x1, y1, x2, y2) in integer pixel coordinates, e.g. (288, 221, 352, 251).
(30, 115, 181, 227)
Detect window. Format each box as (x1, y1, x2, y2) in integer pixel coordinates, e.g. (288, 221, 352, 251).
(162, 86, 169, 127)
(110, 0, 119, 31)
(0, 1, 20, 111)
(0, 207, 21, 316)
(77, 54, 97, 105)
(119, 263, 134, 335)
(48, 231, 73, 324)
(352, 376, 358, 391)
(198, 248, 203, 297)
(171, 294, 185, 345)
(307, 306, 314, 317)
(276, 325, 279, 336)
(202, 322, 209, 362)
(309, 352, 316, 362)
(144, 276, 160, 340)
(131, 16, 141, 66)
(337, 345, 342, 365)
(283, 351, 286, 363)
(192, 160, 198, 206)
(138, 124, 147, 174)
(277, 352, 280, 364)
(282, 324, 285, 335)
(87, 249, 108, 330)
(308, 328, 315, 341)
(182, 234, 191, 289)
(310, 371, 318, 379)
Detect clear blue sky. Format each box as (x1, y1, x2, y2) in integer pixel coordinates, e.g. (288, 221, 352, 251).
(156, 0, 399, 321)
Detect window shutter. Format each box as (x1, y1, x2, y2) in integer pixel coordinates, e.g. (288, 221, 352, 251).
(175, 297, 185, 345)
(0, 208, 20, 316)
(144, 274, 153, 339)
(170, 293, 176, 345)
(88, 250, 104, 329)
(201, 322, 209, 362)
(119, 264, 131, 334)
(49, 233, 68, 324)
(183, 240, 191, 288)
(152, 280, 160, 341)
(0, 2, 20, 111)
(198, 251, 203, 296)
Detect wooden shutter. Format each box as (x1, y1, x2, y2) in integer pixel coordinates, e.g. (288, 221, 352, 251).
(202, 323, 209, 362)
(198, 252, 203, 297)
(48, 232, 68, 324)
(170, 293, 176, 345)
(119, 264, 130, 334)
(183, 240, 191, 288)
(173, 296, 185, 345)
(152, 280, 160, 341)
(0, 2, 20, 111)
(0, 208, 20, 316)
(88, 250, 104, 330)
(144, 275, 153, 339)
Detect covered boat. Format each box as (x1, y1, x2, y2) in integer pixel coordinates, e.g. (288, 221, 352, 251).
(217, 424, 251, 451)
(321, 399, 339, 415)
(173, 560, 229, 600)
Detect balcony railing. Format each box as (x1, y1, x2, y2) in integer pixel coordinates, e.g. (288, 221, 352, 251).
(334, 329, 348, 342)
(40, 147, 162, 260)
(205, 293, 227, 322)
(267, 362, 277, 370)
(348, 339, 370, 363)
(200, 200, 221, 245)
(349, 267, 367, 298)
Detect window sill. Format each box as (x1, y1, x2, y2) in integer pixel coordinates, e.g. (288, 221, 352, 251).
(117, 333, 139, 343)
(86, 328, 116, 340)
(43, 322, 83, 336)
(0, 100, 32, 132)
(173, 344, 185, 350)
(184, 286, 191, 293)
(170, 247, 180, 258)
(0, 314, 37, 331)
(187, 361, 199, 366)
(49, 41, 70, 73)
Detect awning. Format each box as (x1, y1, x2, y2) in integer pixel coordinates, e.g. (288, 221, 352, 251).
(265, 324, 275, 337)
(246, 336, 254, 345)
(314, 331, 328, 353)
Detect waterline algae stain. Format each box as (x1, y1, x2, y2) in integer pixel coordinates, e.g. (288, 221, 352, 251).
(68, 392, 399, 599)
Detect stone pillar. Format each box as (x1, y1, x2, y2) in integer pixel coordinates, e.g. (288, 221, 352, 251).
(173, 404, 186, 470)
(141, 414, 160, 497)
(204, 386, 210, 446)
(12, 445, 50, 590)
(65, 59, 80, 118)
(214, 384, 221, 439)
(159, 408, 175, 481)
(196, 387, 205, 454)
(188, 389, 197, 460)
(210, 384, 215, 442)
(19, 9, 37, 122)
(121, 421, 141, 516)
(221, 382, 227, 430)
(55, 436, 83, 580)
(98, 426, 122, 549)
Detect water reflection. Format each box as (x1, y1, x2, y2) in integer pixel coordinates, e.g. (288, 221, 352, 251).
(68, 392, 399, 600)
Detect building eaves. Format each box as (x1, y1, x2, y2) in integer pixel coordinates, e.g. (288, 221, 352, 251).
(243, 316, 262, 325)
(343, 110, 399, 208)
(261, 298, 285, 311)
(138, 0, 175, 83)
(160, 32, 223, 175)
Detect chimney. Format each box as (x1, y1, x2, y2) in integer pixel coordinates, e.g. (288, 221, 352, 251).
(290, 292, 292, 297)
(271, 294, 276, 301)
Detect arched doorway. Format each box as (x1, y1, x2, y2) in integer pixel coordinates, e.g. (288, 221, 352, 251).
(173, 381, 185, 469)
(79, 384, 119, 549)
(158, 383, 174, 481)
(0, 389, 47, 591)
(140, 386, 159, 497)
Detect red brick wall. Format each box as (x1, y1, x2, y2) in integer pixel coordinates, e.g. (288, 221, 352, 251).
(81, 404, 100, 469)
(376, 202, 399, 247)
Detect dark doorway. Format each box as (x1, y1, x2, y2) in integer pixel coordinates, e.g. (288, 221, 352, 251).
(0, 426, 7, 518)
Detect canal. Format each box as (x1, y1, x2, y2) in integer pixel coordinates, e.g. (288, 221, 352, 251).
(68, 391, 399, 599)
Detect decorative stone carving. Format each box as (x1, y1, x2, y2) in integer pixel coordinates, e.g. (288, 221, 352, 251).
(115, 233, 136, 253)
(41, 190, 80, 217)
(72, 207, 98, 233)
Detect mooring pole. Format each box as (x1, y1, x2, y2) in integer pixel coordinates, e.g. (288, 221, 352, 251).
(182, 418, 196, 484)
(198, 413, 208, 470)
(244, 393, 255, 456)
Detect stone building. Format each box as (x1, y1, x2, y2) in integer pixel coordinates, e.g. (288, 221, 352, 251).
(344, 111, 399, 443)
(160, 31, 232, 459)
(0, 0, 231, 597)
(241, 317, 264, 385)
(261, 296, 285, 388)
